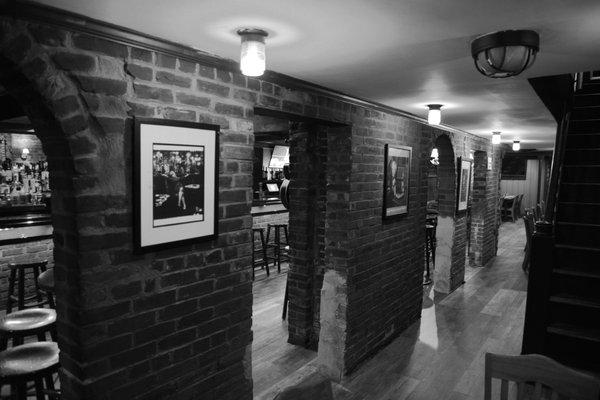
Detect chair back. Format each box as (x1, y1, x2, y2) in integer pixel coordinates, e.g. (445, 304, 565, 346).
(484, 353, 600, 400)
(523, 212, 534, 244)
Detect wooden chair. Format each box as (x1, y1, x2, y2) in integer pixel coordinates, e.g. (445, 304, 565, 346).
(501, 197, 518, 222)
(514, 194, 524, 219)
(484, 353, 600, 400)
(522, 212, 535, 272)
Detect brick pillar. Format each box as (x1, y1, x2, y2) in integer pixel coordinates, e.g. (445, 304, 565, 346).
(469, 151, 488, 266)
(287, 123, 325, 348)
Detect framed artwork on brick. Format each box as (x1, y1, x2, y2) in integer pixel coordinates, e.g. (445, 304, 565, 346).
(383, 144, 412, 219)
(456, 157, 472, 212)
(134, 117, 219, 252)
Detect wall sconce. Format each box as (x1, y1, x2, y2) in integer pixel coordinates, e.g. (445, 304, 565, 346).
(427, 104, 442, 125)
(492, 131, 501, 145)
(21, 148, 29, 160)
(512, 140, 521, 151)
(430, 147, 439, 165)
(237, 28, 268, 77)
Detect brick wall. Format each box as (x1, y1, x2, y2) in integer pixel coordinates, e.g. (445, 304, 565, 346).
(0, 15, 501, 398)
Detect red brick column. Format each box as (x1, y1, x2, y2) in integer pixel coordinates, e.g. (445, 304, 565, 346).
(469, 151, 488, 266)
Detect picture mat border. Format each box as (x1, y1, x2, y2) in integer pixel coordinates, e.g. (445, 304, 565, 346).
(456, 156, 472, 213)
(134, 117, 219, 252)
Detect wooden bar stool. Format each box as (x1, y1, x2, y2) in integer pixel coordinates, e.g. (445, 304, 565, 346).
(266, 224, 289, 273)
(37, 269, 55, 309)
(6, 261, 52, 313)
(0, 342, 60, 400)
(0, 308, 57, 350)
(252, 228, 269, 280)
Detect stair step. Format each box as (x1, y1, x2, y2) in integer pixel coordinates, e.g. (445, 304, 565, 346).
(564, 149, 600, 165)
(574, 93, 600, 108)
(559, 183, 600, 203)
(575, 82, 600, 95)
(547, 323, 600, 343)
(557, 203, 600, 224)
(562, 165, 600, 183)
(569, 120, 600, 133)
(554, 268, 600, 280)
(572, 107, 600, 120)
(567, 133, 600, 147)
(555, 222, 600, 247)
(550, 294, 600, 309)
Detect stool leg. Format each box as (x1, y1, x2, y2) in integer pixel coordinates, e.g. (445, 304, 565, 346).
(32, 266, 44, 307)
(260, 230, 269, 277)
(18, 267, 25, 310)
(15, 381, 27, 400)
(44, 372, 55, 394)
(34, 376, 45, 400)
(6, 268, 16, 313)
(37, 332, 46, 342)
(46, 291, 56, 309)
(275, 228, 281, 273)
(282, 276, 289, 320)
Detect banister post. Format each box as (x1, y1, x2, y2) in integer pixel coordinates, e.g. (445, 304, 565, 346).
(522, 221, 555, 355)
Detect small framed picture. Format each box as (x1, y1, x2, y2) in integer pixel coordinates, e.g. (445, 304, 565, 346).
(134, 117, 219, 252)
(383, 144, 412, 219)
(456, 157, 472, 212)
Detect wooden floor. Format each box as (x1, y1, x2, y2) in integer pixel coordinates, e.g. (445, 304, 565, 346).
(253, 220, 528, 400)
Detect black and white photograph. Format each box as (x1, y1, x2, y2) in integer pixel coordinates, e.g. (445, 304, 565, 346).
(134, 118, 218, 251)
(456, 157, 472, 212)
(383, 144, 412, 219)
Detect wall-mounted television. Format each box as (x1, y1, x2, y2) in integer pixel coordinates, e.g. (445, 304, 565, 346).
(268, 145, 289, 169)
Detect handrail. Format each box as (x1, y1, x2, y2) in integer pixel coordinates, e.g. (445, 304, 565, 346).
(544, 110, 570, 223)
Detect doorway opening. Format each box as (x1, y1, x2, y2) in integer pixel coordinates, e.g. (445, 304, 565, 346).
(250, 108, 347, 398)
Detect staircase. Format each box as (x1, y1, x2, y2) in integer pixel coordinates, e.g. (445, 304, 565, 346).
(523, 72, 600, 372)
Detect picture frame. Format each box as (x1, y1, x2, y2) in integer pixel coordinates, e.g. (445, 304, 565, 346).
(456, 156, 472, 212)
(133, 117, 219, 252)
(382, 144, 412, 219)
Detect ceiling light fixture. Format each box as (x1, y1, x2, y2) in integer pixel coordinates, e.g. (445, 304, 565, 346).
(427, 104, 442, 125)
(237, 28, 268, 77)
(471, 30, 539, 78)
(513, 140, 521, 151)
(492, 131, 501, 145)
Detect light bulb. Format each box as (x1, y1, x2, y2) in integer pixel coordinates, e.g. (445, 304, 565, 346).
(513, 140, 520, 151)
(492, 131, 501, 145)
(238, 29, 268, 77)
(427, 104, 442, 125)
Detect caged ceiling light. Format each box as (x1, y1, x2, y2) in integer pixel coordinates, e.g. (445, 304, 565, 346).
(513, 140, 521, 151)
(427, 104, 442, 125)
(492, 131, 502, 144)
(237, 28, 268, 77)
(471, 30, 539, 78)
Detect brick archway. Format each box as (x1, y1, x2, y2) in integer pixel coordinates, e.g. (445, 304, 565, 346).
(0, 20, 117, 397)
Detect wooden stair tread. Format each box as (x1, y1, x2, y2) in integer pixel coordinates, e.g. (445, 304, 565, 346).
(559, 202, 600, 206)
(554, 268, 600, 279)
(556, 221, 600, 227)
(550, 293, 600, 309)
(547, 324, 600, 342)
(555, 244, 600, 252)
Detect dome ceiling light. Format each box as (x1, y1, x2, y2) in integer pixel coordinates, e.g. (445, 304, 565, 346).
(513, 140, 521, 151)
(471, 30, 539, 78)
(237, 28, 268, 77)
(427, 104, 442, 125)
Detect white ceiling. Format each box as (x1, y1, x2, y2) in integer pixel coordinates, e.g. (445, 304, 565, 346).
(35, 0, 600, 149)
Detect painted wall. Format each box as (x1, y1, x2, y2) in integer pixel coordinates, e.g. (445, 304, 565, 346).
(501, 159, 540, 211)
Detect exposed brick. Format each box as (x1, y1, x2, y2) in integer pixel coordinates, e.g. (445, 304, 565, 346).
(134, 84, 173, 102)
(178, 59, 196, 73)
(175, 93, 210, 107)
(74, 75, 127, 96)
(52, 52, 95, 72)
(131, 47, 153, 63)
(216, 70, 231, 83)
(196, 79, 230, 97)
(29, 24, 67, 46)
(156, 71, 191, 88)
(125, 63, 153, 81)
(111, 281, 142, 300)
(156, 53, 176, 69)
(214, 103, 244, 118)
(163, 107, 196, 121)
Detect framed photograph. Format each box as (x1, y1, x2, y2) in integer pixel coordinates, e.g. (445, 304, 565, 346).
(456, 157, 472, 212)
(383, 144, 412, 219)
(134, 118, 219, 252)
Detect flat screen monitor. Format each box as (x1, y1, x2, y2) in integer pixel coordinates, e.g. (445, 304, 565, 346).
(268, 145, 289, 169)
(266, 183, 279, 192)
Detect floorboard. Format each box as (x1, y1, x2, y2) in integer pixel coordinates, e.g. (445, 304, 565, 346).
(253, 220, 528, 400)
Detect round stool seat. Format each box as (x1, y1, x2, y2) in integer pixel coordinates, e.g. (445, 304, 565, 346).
(0, 342, 59, 380)
(0, 309, 56, 335)
(37, 269, 54, 293)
